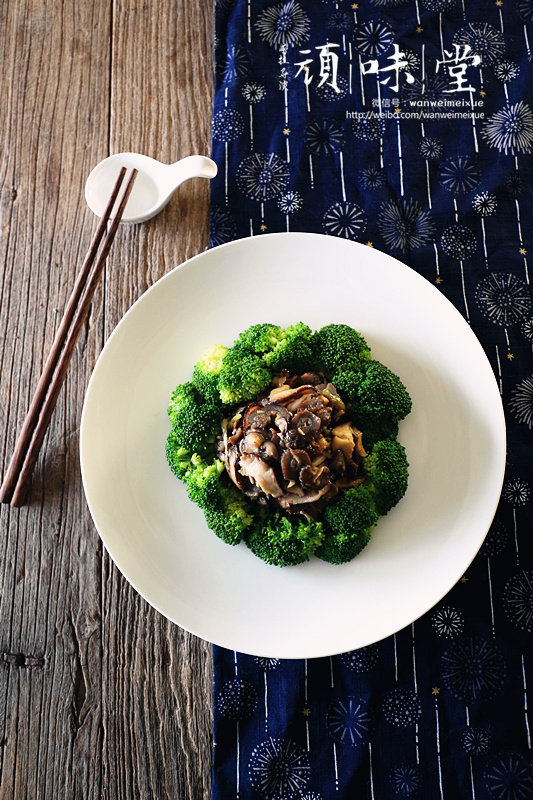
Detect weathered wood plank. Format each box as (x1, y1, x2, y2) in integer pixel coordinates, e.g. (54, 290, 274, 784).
(0, 0, 214, 797)
(101, 1, 214, 796)
(0, 0, 111, 795)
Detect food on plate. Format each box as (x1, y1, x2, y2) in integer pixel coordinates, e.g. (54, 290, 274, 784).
(166, 323, 411, 567)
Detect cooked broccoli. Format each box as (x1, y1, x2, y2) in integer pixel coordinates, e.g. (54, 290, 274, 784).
(167, 382, 221, 450)
(218, 347, 271, 405)
(312, 323, 371, 376)
(165, 430, 196, 479)
(332, 368, 400, 448)
(204, 484, 255, 545)
(166, 431, 220, 481)
(355, 360, 412, 422)
(317, 485, 378, 565)
(185, 454, 225, 508)
(347, 360, 411, 448)
(349, 413, 399, 450)
(192, 343, 228, 401)
(185, 455, 254, 545)
(234, 323, 285, 355)
(245, 510, 324, 566)
(330, 368, 363, 402)
(262, 322, 316, 373)
(363, 439, 409, 515)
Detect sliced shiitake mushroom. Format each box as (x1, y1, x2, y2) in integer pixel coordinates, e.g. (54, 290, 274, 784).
(239, 454, 284, 498)
(299, 464, 330, 489)
(245, 403, 290, 432)
(298, 372, 322, 385)
(241, 430, 265, 454)
(260, 440, 279, 461)
(277, 483, 332, 508)
(331, 421, 358, 460)
(226, 447, 246, 490)
(268, 384, 315, 404)
(283, 429, 306, 450)
(280, 448, 311, 480)
(291, 410, 321, 437)
(329, 449, 346, 475)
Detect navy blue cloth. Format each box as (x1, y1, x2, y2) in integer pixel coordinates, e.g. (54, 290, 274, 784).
(210, 2, 533, 797)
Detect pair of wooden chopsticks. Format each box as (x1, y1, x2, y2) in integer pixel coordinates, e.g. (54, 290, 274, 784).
(0, 167, 138, 507)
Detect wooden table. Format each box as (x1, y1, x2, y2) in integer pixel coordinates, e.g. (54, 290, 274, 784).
(0, 2, 214, 796)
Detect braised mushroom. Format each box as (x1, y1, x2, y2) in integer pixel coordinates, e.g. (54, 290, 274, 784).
(291, 410, 321, 437)
(216, 370, 368, 519)
(241, 430, 265, 454)
(239, 454, 284, 498)
(280, 448, 311, 481)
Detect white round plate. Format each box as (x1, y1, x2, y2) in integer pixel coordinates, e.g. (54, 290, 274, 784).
(80, 232, 506, 659)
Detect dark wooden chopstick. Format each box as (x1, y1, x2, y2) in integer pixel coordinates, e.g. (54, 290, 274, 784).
(0, 168, 128, 505)
(0, 167, 138, 507)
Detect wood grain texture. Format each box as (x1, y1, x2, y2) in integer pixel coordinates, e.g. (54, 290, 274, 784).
(0, 1, 214, 797)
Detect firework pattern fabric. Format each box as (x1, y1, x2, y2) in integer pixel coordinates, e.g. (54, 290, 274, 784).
(211, 1, 533, 797)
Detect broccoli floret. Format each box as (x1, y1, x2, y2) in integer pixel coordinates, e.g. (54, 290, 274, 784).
(165, 430, 196, 479)
(245, 511, 324, 566)
(348, 412, 399, 450)
(192, 344, 228, 401)
(167, 382, 221, 450)
(218, 348, 271, 405)
(312, 324, 371, 376)
(263, 322, 316, 373)
(363, 439, 409, 515)
(166, 432, 220, 481)
(234, 323, 314, 374)
(330, 368, 364, 402)
(348, 360, 411, 448)
(332, 361, 410, 448)
(317, 484, 378, 565)
(185, 455, 225, 508)
(184, 455, 254, 545)
(354, 360, 412, 425)
(234, 323, 285, 355)
(204, 482, 255, 545)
